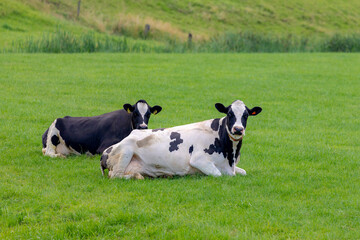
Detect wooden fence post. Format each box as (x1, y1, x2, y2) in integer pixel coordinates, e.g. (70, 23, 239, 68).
(144, 24, 150, 39)
(188, 33, 193, 48)
(77, 0, 81, 19)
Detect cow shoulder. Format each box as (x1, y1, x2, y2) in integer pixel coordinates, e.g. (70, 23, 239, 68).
(203, 118, 227, 156)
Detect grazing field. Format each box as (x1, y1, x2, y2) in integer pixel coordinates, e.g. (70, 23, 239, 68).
(0, 53, 359, 239)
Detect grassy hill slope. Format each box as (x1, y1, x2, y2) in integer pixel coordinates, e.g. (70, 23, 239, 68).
(1, 0, 360, 51)
(0, 0, 80, 48)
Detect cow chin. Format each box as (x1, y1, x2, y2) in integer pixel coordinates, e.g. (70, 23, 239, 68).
(229, 133, 243, 141)
(225, 125, 244, 141)
(136, 124, 148, 130)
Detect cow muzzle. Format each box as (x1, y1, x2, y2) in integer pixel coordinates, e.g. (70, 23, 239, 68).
(232, 126, 244, 136)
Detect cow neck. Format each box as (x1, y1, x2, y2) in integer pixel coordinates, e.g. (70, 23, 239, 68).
(130, 112, 134, 130)
(219, 117, 242, 167)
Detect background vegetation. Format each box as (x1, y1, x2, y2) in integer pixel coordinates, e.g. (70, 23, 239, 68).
(0, 53, 359, 239)
(1, 0, 360, 52)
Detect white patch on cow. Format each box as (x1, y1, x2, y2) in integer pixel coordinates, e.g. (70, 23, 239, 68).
(43, 120, 63, 157)
(232, 141, 239, 166)
(231, 100, 246, 130)
(227, 100, 246, 140)
(137, 102, 149, 127)
(55, 142, 71, 156)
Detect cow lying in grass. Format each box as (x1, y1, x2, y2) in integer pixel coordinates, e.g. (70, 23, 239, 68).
(42, 100, 162, 158)
(101, 100, 261, 179)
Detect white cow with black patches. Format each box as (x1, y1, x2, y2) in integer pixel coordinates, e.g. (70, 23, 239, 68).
(101, 100, 261, 179)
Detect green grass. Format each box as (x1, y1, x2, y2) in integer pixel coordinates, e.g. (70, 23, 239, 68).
(0, 53, 359, 239)
(1, 0, 360, 51)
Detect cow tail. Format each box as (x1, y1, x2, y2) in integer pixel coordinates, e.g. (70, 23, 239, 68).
(100, 154, 108, 177)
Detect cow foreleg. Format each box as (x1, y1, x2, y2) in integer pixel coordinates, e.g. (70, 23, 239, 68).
(235, 166, 247, 176)
(190, 155, 222, 177)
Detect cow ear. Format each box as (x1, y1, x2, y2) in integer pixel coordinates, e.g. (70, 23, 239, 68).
(150, 105, 162, 115)
(215, 103, 228, 114)
(123, 104, 135, 113)
(247, 106, 262, 116)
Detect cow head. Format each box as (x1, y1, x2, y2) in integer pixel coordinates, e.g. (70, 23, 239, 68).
(123, 100, 162, 129)
(215, 100, 262, 141)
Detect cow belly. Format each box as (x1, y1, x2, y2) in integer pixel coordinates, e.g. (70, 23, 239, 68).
(126, 152, 197, 177)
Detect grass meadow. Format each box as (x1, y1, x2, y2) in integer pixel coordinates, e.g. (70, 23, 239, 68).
(0, 53, 359, 239)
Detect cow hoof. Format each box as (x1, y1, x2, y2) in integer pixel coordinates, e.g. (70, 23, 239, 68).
(55, 153, 66, 158)
(134, 173, 144, 180)
(237, 168, 247, 176)
(43, 151, 66, 158)
(123, 173, 144, 180)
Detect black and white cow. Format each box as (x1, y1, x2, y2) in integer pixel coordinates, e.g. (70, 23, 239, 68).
(100, 100, 261, 179)
(42, 100, 162, 158)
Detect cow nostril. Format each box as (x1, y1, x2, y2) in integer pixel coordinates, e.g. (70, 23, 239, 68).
(233, 127, 244, 134)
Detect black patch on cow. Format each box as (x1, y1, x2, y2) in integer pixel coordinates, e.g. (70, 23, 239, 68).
(204, 138, 224, 156)
(204, 119, 242, 167)
(51, 135, 60, 146)
(189, 145, 194, 154)
(210, 118, 220, 131)
(235, 141, 242, 162)
(105, 147, 113, 154)
(53, 109, 135, 155)
(42, 128, 49, 148)
(227, 109, 237, 131)
(169, 132, 183, 152)
(241, 111, 249, 129)
(152, 128, 165, 132)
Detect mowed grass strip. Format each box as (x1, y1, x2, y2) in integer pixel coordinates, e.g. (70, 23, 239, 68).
(0, 53, 359, 239)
